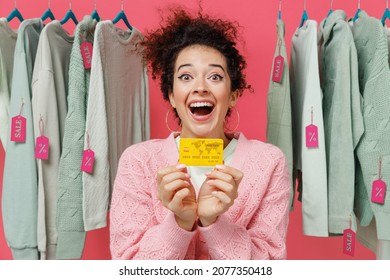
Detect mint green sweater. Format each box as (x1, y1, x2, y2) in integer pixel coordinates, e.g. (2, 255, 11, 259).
(352, 11, 390, 241)
(56, 16, 97, 259)
(2, 18, 44, 260)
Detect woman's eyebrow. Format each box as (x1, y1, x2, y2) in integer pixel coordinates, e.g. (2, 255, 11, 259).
(177, 64, 192, 71)
(209, 64, 225, 71)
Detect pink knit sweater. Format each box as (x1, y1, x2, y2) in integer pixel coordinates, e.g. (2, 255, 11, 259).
(109, 132, 290, 260)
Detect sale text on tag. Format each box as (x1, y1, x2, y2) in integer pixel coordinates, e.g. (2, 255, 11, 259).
(179, 138, 223, 166)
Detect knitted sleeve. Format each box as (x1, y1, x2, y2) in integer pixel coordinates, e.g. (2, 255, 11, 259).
(199, 147, 290, 260)
(2, 24, 39, 259)
(83, 23, 110, 231)
(110, 145, 196, 260)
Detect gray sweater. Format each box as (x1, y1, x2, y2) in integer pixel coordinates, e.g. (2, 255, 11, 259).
(266, 19, 294, 208)
(318, 10, 364, 235)
(352, 11, 390, 241)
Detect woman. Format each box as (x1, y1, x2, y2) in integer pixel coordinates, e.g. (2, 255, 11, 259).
(109, 8, 290, 260)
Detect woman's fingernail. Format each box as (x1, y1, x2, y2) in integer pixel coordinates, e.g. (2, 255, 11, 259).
(215, 165, 225, 170)
(185, 173, 191, 178)
(176, 164, 186, 169)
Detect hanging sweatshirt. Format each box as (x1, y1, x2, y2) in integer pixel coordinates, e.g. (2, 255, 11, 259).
(351, 11, 390, 241)
(0, 18, 17, 150)
(56, 16, 97, 260)
(31, 20, 74, 260)
(2, 18, 44, 260)
(266, 19, 294, 209)
(83, 21, 150, 231)
(290, 20, 328, 237)
(318, 10, 364, 235)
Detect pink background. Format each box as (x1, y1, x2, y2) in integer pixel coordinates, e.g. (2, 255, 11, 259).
(0, 0, 382, 260)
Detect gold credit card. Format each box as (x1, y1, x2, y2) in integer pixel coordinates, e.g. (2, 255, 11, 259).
(179, 138, 223, 166)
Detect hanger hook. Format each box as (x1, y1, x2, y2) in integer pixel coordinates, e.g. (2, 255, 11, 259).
(94, 0, 97, 10)
(14, 0, 17, 8)
(304, 0, 307, 11)
(69, 0, 72, 10)
(330, 0, 333, 10)
(278, 0, 282, 19)
(48, 0, 51, 8)
(358, 0, 361, 9)
(121, 0, 124, 11)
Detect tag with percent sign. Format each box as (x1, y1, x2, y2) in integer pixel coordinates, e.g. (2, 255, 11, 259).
(371, 179, 386, 204)
(81, 149, 95, 173)
(305, 124, 319, 148)
(179, 138, 223, 166)
(35, 136, 49, 160)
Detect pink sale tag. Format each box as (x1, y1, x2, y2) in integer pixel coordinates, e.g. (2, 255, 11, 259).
(371, 179, 386, 204)
(272, 55, 284, 83)
(80, 41, 93, 69)
(35, 136, 49, 160)
(343, 228, 356, 256)
(11, 115, 26, 143)
(81, 149, 95, 173)
(306, 124, 319, 148)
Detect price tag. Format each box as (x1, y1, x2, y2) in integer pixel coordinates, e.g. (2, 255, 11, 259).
(343, 228, 356, 256)
(371, 179, 386, 204)
(306, 124, 318, 148)
(81, 149, 95, 173)
(81, 41, 93, 69)
(179, 138, 223, 166)
(272, 55, 284, 83)
(35, 136, 49, 160)
(371, 159, 387, 204)
(11, 115, 26, 143)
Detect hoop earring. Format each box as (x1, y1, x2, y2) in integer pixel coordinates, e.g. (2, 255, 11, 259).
(224, 107, 240, 132)
(165, 109, 182, 133)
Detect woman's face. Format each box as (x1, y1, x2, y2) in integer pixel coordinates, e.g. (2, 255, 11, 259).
(169, 44, 238, 139)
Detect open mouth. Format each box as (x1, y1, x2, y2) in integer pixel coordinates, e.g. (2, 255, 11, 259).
(189, 101, 214, 117)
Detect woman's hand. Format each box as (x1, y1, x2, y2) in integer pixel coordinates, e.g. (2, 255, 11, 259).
(157, 164, 197, 231)
(197, 165, 243, 227)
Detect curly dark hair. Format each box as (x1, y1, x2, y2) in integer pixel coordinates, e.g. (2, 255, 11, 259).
(142, 8, 249, 103)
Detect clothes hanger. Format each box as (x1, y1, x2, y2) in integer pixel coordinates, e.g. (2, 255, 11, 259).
(7, 0, 24, 22)
(327, 0, 333, 17)
(60, 0, 79, 25)
(41, 0, 55, 22)
(353, 0, 361, 22)
(91, 0, 101, 21)
(299, 0, 308, 28)
(112, 0, 133, 30)
(278, 0, 282, 20)
(382, 0, 390, 26)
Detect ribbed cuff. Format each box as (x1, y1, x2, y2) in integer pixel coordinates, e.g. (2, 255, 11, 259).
(56, 231, 86, 259)
(375, 212, 390, 241)
(12, 247, 39, 260)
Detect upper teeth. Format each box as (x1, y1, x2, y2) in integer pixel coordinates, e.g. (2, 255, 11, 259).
(190, 102, 213, 107)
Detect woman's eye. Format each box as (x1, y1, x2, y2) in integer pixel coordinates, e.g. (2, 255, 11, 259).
(209, 74, 223, 81)
(178, 74, 192, 81)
